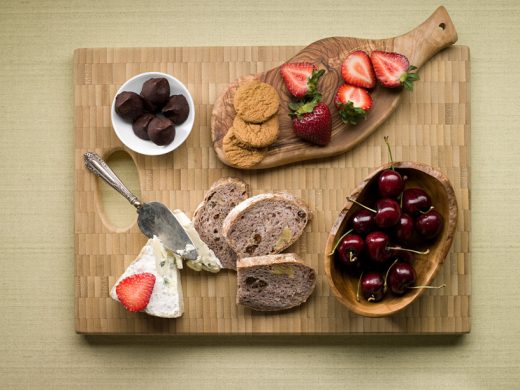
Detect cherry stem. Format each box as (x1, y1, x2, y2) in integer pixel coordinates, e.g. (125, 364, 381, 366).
(347, 197, 376, 213)
(384, 136, 394, 170)
(356, 272, 363, 302)
(349, 252, 357, 263)
(329, 228, 353, 256)
(387, 246, 430, 255)
(409, 284, 446, 290)
(384, 259, 399, 293)
(419, 206, 435, 214)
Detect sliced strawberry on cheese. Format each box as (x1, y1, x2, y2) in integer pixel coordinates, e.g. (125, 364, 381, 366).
(341, 50, 376, 89)
(116, 272, 156, 312)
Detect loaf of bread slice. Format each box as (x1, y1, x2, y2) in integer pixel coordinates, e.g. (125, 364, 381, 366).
(192, 178, 249, 270)
(222, 192, 311, 258)
(236, 253, 316, 311)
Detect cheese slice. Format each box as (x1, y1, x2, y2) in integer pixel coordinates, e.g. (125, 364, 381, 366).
(110, 236, 184, 318)
(172, 209, 222, 273)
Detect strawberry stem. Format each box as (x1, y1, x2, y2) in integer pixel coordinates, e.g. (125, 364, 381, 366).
(305, 69, 325, 100)
(401, 65, 419, 91)
(337, 101, 367, 126)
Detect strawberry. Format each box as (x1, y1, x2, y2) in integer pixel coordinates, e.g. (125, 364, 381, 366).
(116, 272, 156, 312)
(341, 50, 376, 89)
(280, 62, 325, 99)
(370, 51, 419, 90)
(334, 84, 373, 125)
(289, 99, 332, 146)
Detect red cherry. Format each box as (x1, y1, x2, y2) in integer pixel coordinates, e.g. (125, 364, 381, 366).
(374, 198, 401, 228)
(359, 272, 385, 302)
(348, 197, 401, 229)
(415, 210, 443, 239)
(393, 213, 415, 243)
(378, 136, 405, 198)
(366, 232, 429, 263)
(365, 231, 391, 263)
(402, 188, 432, 215)
(378, 169, 404, 198)
(337, 233, 365, 265)
(351, 209, 375, 234)
(387, 262, 416, 295)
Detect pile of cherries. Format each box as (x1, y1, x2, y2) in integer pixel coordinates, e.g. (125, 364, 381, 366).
(332, 138, 444, 303)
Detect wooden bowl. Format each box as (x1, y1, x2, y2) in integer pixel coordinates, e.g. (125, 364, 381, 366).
(324, 161, 458, 317)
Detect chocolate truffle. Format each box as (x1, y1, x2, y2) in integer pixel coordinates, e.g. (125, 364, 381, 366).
(132, 113, 155, 140)
(162, 94, 190, 125)
(114, 91, 146, 122)
(147, 117, 176, 146)
(140, 77, 170, 111)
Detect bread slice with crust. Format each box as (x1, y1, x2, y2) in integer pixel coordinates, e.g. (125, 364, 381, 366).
(236, 253, 316, 311)
(222, 192, 311, 258)
(192, 177, 249, 270)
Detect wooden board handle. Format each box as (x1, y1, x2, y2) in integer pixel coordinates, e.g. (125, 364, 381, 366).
(395, 6, 458, 68)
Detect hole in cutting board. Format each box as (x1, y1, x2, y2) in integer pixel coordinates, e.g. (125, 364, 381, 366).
(97, 150, 141, 230)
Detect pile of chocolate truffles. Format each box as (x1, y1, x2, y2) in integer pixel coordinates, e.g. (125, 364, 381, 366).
(114, 77, 190, 146)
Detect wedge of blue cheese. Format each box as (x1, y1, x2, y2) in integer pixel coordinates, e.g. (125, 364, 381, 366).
(110, 236, 184, 318)
(172, 209, 222, 273)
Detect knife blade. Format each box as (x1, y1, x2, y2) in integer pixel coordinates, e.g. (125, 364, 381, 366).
(83, 152, 199, 261)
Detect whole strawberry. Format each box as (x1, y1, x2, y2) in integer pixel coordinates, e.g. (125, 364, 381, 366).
(289, 99, 332, 146)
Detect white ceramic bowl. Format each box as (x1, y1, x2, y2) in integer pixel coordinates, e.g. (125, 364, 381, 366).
(111, 72, 195, 156)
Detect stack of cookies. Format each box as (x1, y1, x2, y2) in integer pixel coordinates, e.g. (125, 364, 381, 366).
(223, 80, 280, 168)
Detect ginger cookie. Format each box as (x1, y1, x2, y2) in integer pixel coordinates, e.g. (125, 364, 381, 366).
(232, 115, 279, 148)
(233, 80, 280, 123)
(222, 127, 266, 168)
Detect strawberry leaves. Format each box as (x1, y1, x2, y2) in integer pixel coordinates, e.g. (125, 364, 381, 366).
(336, 101, 368, 126)
(400, 65, 420, 91)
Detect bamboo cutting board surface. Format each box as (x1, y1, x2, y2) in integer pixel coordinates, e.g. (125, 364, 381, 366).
(74, 45, 470, 334)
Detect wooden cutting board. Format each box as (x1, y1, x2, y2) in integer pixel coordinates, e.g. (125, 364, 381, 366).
(211, 6, 458, 169)
(74, 44, 471, 334)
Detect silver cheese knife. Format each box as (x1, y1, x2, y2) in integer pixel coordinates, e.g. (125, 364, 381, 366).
(83, 152, 198, 261)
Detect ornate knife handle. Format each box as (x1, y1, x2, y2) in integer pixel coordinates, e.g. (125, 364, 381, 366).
(83, 152, 142, 209)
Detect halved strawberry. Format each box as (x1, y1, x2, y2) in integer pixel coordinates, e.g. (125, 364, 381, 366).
(289, 98, 332, 146)
(370, 51, 419, 90)
(280, 62, 325, 99)
(334, 84, 373, 126)
(116, 272, 156, 312)
(341, 50, 376, 89)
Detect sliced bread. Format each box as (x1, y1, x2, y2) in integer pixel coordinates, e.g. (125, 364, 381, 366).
(222, 192, 311, 258)
(236, 253, 316, 311)
(192, 178, 249, 270)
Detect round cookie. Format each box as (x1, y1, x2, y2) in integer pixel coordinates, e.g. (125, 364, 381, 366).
(222, 128, 266, 168)
(232, 115, 279, 148)
(233, 80, 280, 123)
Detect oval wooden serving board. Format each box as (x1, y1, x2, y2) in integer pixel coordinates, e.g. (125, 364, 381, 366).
(211, 6, 458, 169)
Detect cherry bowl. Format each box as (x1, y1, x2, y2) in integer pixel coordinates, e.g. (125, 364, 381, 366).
(324, 161, 457, 317)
